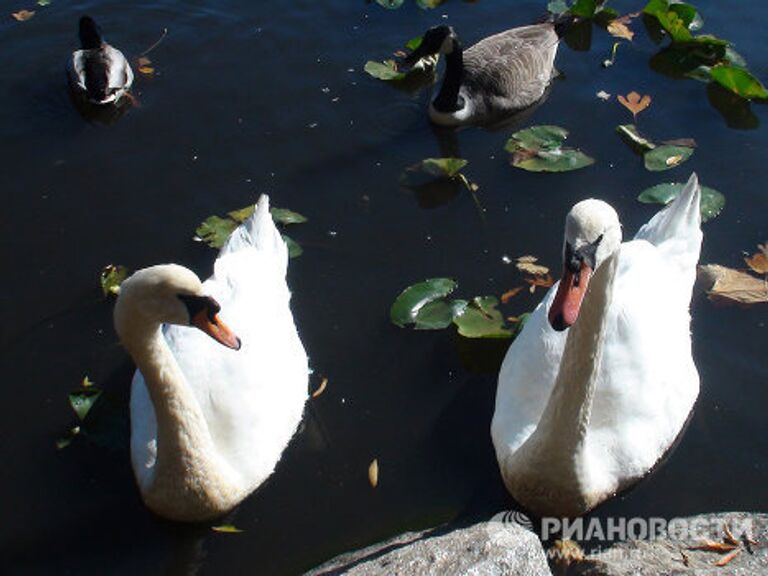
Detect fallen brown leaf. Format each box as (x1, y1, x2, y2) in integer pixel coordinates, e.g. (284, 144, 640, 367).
(662, 138, 697, 148)
(138, 65, 155, 76)
(12, 9, 35, 21)
(617, 91, 652, 119)
(368, 459, 379, 488)
(689, 539, 739, 552)
(525, 274, 555, 294)
(697, 264, 768, 305)
(723, 523, 739, 546)
(311, 376, 328, 399)
(715, 547, 742, 567)
(607, 20, 634, 41)
(744, 243, 768, 275)
(500, 287, 524, 304)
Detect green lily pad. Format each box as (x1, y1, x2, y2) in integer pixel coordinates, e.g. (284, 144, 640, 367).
(637, 182, 725, 222)
(282, 234, 303, 258)
(616, 124, 656, 152)
(100, 264, 128, 297)
(195, 215, 237, 249)
(570, 0, 598, 18)
(419, 157, 468, 178)
(270, 208, 308, 225)
(375, 0, 404, 8)
(415, 0, 443, 8)
(414, 299, 467, 330)
(453, 297, 512, 339)
(643, 0, 700, 42)
(710, 65, 768, 100)
(364, 60, 407, 81)
(405, 36, 423, 51)
(506, 125, 594, 173)
(643, 145, 694, 171)
(390, 278, 457, 327)
(69, 384, 102, 421)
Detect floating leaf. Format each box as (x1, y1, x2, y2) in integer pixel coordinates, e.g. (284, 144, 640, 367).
(516, 255, 549, 276)
(100, 264, 128, 296)
(270, 207, 308, 225)
(311, 377, 328, 399)
(547, 0, 569, 15)
(607, 20, 634, 41)
(643, 145, 694, 171)
(744, 244, 768, 275)
(643, 0, 698, 43)
(525, 274, 555, 293)
(596, 90, 611, 100)
(138, 66, 155, 76)
(212, 525, 243, 534)
(11, 9, 35, 21)
(414, 299, 467, 330)
(570, 0, 598, 18)
(419, 157, 468, 178)
(364, 59, 406, 81)
(390, 278, 457, 327)
(37, 0, 51, 4)
(453, 297, 512, 339)
(710, 65, 768, 100)
(506, 125, 594, 173)
(195, 215, 237, 248)
(282, 234, 303, 258)
(368, 459, 379, 488)
(500, 287, 524, 304)
(616, 124, 656, 152)
(375, 0, 403, 8)
(617, 91, 652, 118)
(227, 205, 255, 223)
(69, 385, 102, 422)
(638, 181, 724, 221)
(415, 0, 443, 8)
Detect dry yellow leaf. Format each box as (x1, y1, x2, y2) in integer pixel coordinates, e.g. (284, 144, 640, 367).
(516, 256, 549, 276)
(368, 459, 379, 488)
(138, 66, 155, 76)
(744, 243, 768, 274)
(311, 376, 328, 398)
(617, 91, 652, 118)
(607, 20, 634, 41)
(12, 9, 35, 21)
(697, 264, 768, 305)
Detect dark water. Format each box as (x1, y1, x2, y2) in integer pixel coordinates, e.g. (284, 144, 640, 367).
(2, 0, 767, 574)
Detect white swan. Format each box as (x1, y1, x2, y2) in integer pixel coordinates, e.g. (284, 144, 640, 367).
(403, 22, 567, 126)
(68, 16, 134, 105)
(114, 195, 308, 521)
(491, 173, 703, 517)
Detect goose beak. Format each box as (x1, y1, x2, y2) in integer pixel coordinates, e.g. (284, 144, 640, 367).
(191, 310, 242, 350)
(548, 262, 592, 332)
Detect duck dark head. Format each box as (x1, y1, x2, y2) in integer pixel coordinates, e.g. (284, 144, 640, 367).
(404, 25, 458, 66)
(79, 16, 103, 50)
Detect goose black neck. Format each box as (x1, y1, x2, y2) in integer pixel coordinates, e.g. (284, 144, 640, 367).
(433, 40, 464, 113)
(79, 16, 103, 50)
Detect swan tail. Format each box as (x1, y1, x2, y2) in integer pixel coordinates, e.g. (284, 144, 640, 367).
(634, 172, 703, 273)
(220, 194, 288, 264)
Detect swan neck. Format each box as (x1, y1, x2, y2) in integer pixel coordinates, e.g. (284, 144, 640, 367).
(434, 41, 463, 113)
(537, 250, 620, 453)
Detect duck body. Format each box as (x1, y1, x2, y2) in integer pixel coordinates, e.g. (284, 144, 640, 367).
(491, 174, 702, 517)
(115, 195, 308, 521)
(69, 16, 134, 105)
(405, 23, 561, 126)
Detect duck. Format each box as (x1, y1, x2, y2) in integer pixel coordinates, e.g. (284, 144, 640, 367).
(491, 173, 703, 517)
(403, 20, 568, 126)
(68, 16, 134, 105)
(114, 195, 309, 522)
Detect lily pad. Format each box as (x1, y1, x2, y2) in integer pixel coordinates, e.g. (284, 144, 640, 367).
(195, 215, 237, 248)
(637, 182, 725, 222)
(710, 65, 768, 100)
(643, 144, 694, 171)
(69, 384, 102, 422)
(364, 60, 407, 81)
(270, 208, 308, 225)
(390, 278, 457, 327)
(453, 297, 512, 339)
(282, 234, 303, 258)
(616, 124, 656, 152)
(420, 157, 468, 178)
(414, 299, 468, 330)
(100, 264, 128, 297)
(506, 125, 594, 173)
(375, 0, 404, 8)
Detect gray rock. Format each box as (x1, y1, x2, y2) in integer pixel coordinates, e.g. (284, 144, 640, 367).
(306, 520, 552, 576)
(567, 512, 768, 576)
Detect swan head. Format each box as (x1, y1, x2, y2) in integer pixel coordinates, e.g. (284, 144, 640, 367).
(403, 25, 459, 66)
(78, 16, 103, 50)
(548, 199, 622, 332)
(114, 264, 241, 350)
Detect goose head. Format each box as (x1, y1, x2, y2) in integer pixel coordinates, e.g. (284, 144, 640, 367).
(548, 199, 622, 332)
(78, 16, 104, 50)
(114, 264, 241, 350)
(403, 25, 460, 66)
